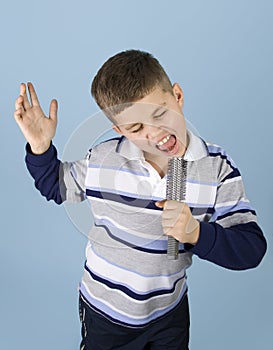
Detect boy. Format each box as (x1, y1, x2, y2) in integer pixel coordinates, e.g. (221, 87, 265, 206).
(14, 50, 266, 350)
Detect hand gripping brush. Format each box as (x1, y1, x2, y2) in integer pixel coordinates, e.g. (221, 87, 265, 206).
(166, 157, 187, 260)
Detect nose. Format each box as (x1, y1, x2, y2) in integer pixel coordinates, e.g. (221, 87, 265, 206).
(143, 124, 161, 140)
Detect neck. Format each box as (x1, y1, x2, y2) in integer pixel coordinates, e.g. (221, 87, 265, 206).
(143, 153, 168, 178)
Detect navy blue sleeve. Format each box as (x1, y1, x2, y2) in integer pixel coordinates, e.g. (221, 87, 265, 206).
(185, 221, 267, 270)
(25, 143, 64, 204)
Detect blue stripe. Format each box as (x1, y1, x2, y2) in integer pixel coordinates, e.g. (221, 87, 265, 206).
(215, 201, 254, 218)
(207, 145, 237, 170)
(188, 203, 214, 209)
(217, 209, 256, 221)
(70, 164, 77, 180)
(190, 206, 215, 216)
(209, 153, 236, 170)
(135, 245, 185, 254)
(86, 186, 163, 201)
(86, 189, 160, 210)
(95, 218, 166, 248)
(84, 261, 185, 301)
(222, 168, 241, 181)
(116, 136, 126, 152)
(95, 223, 185, 254)
(85, 260, 185, 296)
(88, 189, 214, 216)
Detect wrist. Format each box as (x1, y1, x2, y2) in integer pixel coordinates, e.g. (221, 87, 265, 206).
(186, 221, 200, 245)
(30, 142, 51, 155)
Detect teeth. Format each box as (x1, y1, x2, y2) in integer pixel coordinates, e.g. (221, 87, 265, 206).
(157, 135, 171, 146)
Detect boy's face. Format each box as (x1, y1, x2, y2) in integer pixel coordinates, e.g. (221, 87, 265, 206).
(113, 83, 187, 160)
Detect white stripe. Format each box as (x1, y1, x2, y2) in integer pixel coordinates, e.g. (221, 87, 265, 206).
(87, 181, 217, 208)
(186, 181, 217, 206)
(90, 196, 163, 214)
(87, 186, 157, 201)
(85, 167, 162, 198)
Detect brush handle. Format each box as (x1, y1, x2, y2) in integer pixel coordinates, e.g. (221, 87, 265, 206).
(166, 157, 187, 260)
(167, 236, 179, 260)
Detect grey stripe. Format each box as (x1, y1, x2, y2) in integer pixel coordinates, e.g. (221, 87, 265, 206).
(89, 226, 192, 276)
(218, 212, 257, 227)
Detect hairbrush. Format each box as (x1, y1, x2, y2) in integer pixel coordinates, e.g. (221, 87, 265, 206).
(166, 157, 187, 260)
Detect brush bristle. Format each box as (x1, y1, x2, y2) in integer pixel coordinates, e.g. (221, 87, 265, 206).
(166, 157, 187, 260)
(166, 157, 187, 202)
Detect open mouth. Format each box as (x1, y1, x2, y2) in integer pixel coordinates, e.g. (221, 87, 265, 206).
(156, 134, 177, 153)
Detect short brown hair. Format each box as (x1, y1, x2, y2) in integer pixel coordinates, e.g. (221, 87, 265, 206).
(91, 50, 173, 119)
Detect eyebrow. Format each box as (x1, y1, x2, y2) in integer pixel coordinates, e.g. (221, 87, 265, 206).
(124, 103, 167, 131)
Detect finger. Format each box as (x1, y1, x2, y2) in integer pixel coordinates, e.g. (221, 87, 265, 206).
(162, 219, 175, 229)
(162, 211, 182, 223)
(156, 200, 182, 212)
(155, 200, 166, 208)
(163, 227, 177, 237)
(27, 82, 40, 107)
(15, 95, 24, 111)
(161, 210, 181, 231)
(49, 99, 58, 123)
(14, 108, 23, 123)
(20, 83, 31, 110)
(164, 200, 186, 211)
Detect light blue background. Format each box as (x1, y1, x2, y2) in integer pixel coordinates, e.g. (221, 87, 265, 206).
(1, 0, 272, 349)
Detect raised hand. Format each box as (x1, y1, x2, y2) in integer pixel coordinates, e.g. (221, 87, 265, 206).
(14, 82, 58, 154)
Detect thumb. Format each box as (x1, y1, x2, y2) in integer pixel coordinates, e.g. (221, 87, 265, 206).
(49, 99, 58, 124)
(155, 200, 166, 209)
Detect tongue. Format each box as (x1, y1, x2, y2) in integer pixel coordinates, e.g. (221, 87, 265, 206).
(157, 135, 176, 151)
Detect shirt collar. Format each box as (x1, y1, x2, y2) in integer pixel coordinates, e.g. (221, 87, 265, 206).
(183, 129, 209, 161)
(116, 129, 208, 161)
(116, 136, 144, 160)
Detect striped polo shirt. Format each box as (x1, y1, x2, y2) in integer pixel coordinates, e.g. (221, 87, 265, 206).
(61, 130, 257, 327)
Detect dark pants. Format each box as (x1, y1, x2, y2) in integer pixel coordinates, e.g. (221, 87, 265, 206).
(79, 294, 190, 350)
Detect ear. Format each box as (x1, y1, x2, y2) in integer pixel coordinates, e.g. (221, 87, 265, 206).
(112, 125, 123, 135)
(172, 83, 184, 109)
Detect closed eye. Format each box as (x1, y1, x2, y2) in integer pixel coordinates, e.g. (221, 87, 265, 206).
(153, 110, 166, 119)
(131, 124, 143, 133)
